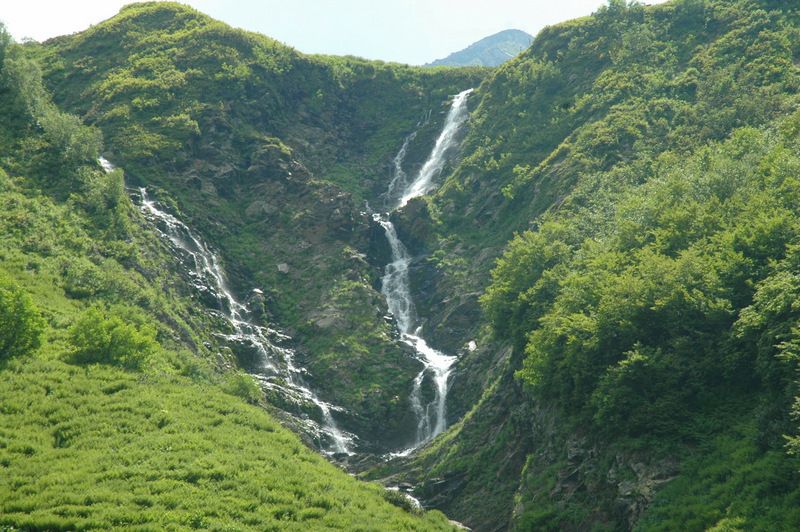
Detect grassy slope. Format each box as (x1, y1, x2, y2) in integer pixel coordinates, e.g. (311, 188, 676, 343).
(0, 359, 455, 531)
(0, 31, 454, 531)
(34, 2, 486, 446)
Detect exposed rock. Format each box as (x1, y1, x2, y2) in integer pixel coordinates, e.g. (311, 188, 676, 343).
(244, 199, 279, 219)
(608, 456, 679, 529)
(245, 288, 269, 320)
(313, 313, 343, 329)
(390, 198, 432, 256)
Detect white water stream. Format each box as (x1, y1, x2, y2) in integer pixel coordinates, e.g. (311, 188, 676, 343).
(99, 87, 472, 456)
(397, 89, 473, 209)
(100, 158, 352, 455)
(376, 88, 473, 450)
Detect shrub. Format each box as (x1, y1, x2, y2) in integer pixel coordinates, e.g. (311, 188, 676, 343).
(68, 306, 158, 370)
(3, 50, 102, 164)
(0, 275, 43, 360)
(223, 372, 262, 404)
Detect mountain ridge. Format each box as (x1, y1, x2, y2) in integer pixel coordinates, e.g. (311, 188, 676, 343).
(426, 28, 533, 67)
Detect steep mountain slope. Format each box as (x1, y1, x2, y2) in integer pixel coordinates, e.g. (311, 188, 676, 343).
(371, 0, 800, 530)
(33, 1, 486, 450)
(426, 29, 533, 67)
(0, 24, 456, 530)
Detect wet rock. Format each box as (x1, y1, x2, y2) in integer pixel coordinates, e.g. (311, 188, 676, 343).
(245, 288, 268, 320)
(366, 218, 393, 272)
(390, 198, 432, 256)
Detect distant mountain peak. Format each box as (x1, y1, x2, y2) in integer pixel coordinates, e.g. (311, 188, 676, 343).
(426, 29, 533, 68)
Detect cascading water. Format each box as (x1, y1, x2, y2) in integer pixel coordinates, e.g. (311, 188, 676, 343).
(383, 109, 431, 210)
(99, 158, 352, 455)
(99, 87, 472, 455)
(397, 89, 473, 209)
(376, 88, 473, 450)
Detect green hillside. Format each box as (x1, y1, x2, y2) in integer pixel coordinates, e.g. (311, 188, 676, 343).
(31, 1, 485, 448)
(4, 0, 800, 530)
(374, 0, 800, 529)
(0, 19, 455, 531)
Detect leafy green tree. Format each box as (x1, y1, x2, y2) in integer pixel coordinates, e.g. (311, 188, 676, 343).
(0, 22, 10, 67)
(0, 275, 43, 361)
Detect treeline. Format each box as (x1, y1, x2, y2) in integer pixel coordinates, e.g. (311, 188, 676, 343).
(484, 126, 800, 444)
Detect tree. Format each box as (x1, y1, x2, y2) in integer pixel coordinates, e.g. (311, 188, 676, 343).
(0, 22, 11, 67)
(0, 275, 43, 361)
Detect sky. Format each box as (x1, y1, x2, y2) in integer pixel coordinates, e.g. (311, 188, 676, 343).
(1, 0, 670, 65)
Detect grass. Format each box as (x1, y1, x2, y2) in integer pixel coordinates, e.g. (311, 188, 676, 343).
(0, 166, 455, 531)
(0, 358, 456, 531)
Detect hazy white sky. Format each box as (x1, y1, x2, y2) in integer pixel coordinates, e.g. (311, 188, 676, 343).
(1, 0, 670, 65)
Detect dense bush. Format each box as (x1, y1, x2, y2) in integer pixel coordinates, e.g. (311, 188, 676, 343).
(483, 127, 800, 441)
(0, 274, 43, 361)
(3, 50, 102, 165)
(223, 372, 263, 404)
(68, 306, 159, 370)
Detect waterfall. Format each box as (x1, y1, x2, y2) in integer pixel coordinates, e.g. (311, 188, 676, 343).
(384, 131, 417, 210)
(383, 108, 432, 210)
(100, 158, 352, 455)
(376, 88, 473, 450)
(398, 88, 473, 208)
